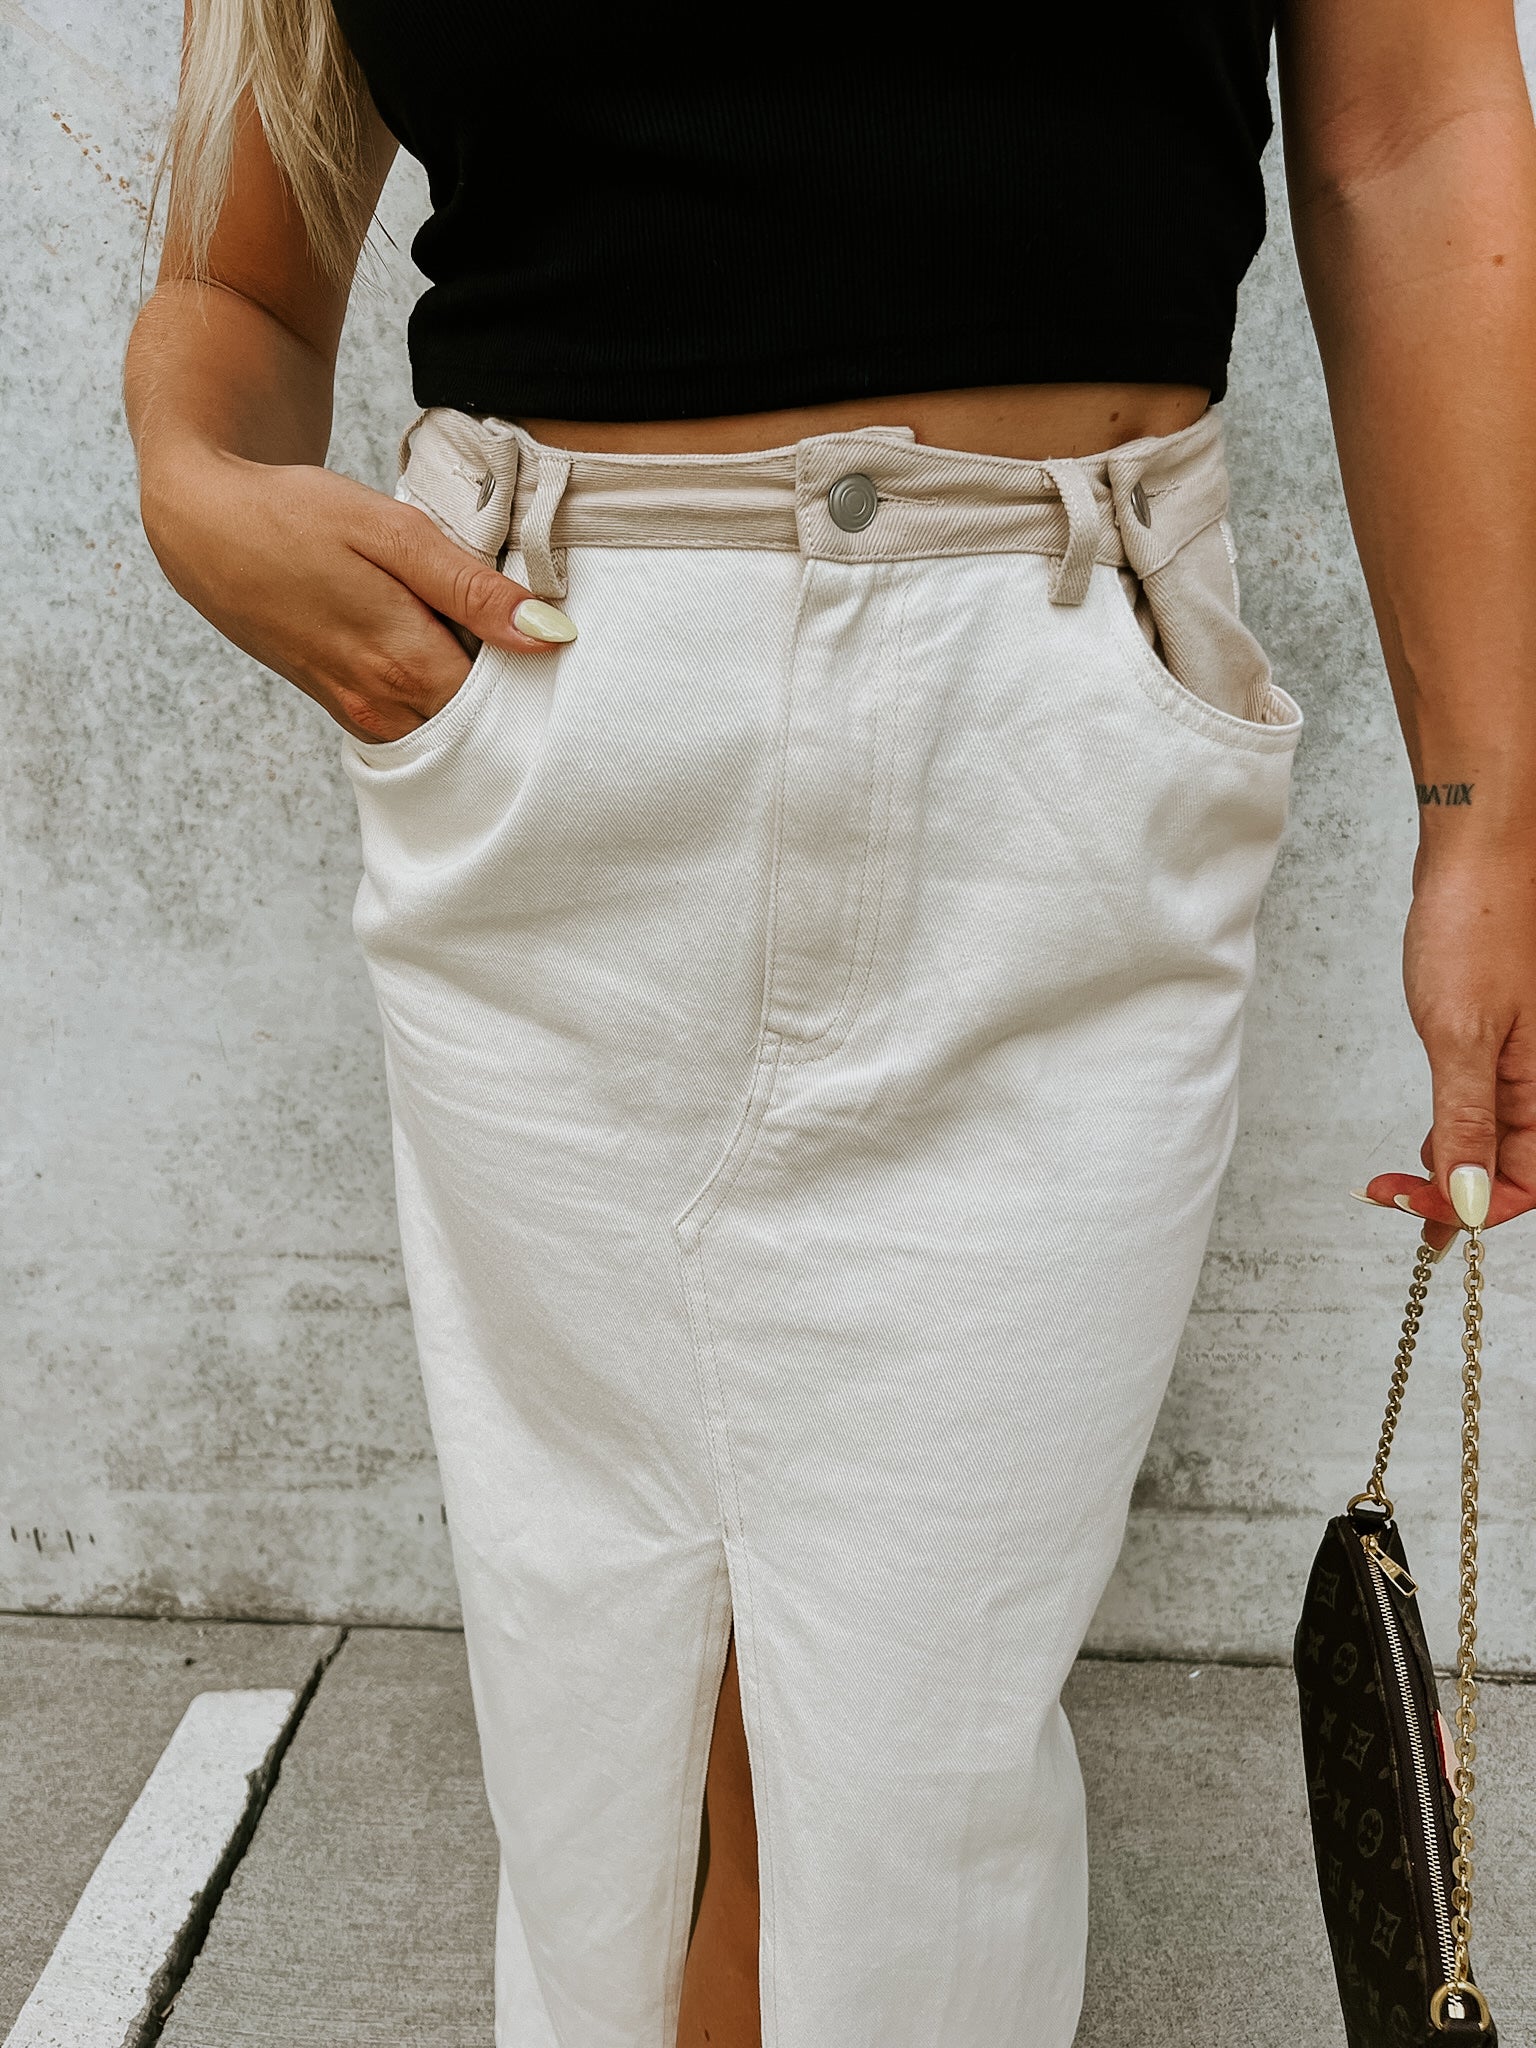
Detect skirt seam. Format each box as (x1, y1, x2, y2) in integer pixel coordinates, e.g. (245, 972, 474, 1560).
(786, 567, 909, 1066)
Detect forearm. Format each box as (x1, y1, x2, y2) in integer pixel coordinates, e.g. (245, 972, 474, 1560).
(1289, 98, 1536, 855)
(124, 280, 336, 537)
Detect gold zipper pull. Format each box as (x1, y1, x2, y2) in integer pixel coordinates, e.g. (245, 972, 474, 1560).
(1362, 1533, 1419, 1598)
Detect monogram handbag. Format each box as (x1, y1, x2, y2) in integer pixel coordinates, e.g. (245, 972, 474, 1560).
(1294, 1226, 1497, 2044)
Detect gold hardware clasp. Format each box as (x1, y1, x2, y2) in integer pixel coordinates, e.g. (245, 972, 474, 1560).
(1347, 1487, 1394, 1520)
(1430, 1979, 1492, 2032)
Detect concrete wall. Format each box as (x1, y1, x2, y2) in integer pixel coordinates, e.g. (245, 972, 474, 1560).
(5, 1, 1534, 1665)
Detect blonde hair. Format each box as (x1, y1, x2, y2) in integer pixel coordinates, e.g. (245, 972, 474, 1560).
(155, 0, 375, 283)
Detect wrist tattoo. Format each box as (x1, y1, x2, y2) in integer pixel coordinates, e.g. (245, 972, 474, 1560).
(1416, 782, 1474, 807)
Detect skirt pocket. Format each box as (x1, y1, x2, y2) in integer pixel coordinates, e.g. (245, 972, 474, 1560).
(343, 632, 502, 772)
(1106, 514, 1302, 754)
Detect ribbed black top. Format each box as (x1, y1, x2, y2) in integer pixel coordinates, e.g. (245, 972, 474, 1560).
(331, 9, 1277, 420)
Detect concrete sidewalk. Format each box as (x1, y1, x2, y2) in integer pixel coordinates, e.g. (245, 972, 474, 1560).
(4, 1617, 1533, 2047)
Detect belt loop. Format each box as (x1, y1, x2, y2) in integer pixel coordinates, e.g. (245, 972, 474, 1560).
(519, 450, 573, 601)
(1040, 459, 1100, 606)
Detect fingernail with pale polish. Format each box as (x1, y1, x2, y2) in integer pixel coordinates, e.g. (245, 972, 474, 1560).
(1349, 1188, 1382, 1205)
(513, 599, 578, 644)
(1424, 1235, 1455, 1263)
(1448, 1163, 1491, 1229)
(1393, 1194, 1421, 1215)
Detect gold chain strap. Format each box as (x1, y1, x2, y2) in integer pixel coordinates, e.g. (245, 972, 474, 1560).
(1364, 1237, 1438, 1511)
(1363, 1228, 1488, 2026)
(1449, 1226, 1485, 1993)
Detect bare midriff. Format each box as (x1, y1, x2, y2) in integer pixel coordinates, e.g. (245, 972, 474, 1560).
(516, 382, 1211, 462)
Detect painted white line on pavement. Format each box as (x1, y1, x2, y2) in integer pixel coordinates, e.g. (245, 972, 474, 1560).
(4, 1688, 298, 2048)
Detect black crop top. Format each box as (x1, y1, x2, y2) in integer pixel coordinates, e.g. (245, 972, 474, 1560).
(331, 7, 1277, 421)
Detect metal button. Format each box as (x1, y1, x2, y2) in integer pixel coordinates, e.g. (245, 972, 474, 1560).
(827, 472, 879, 533)
(1129, 479, 1152, 527)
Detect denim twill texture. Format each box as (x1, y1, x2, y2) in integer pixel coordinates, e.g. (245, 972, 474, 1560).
(343, 407, 1303, 2048)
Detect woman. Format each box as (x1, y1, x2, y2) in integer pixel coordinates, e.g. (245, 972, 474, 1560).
(124, 4, 1536, 2044)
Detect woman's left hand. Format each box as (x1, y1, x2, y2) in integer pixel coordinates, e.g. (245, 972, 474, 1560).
(1357, 847, 1536, 1250)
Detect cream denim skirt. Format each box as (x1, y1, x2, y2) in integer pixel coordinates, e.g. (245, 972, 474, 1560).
(343, 405, 1303, 2048)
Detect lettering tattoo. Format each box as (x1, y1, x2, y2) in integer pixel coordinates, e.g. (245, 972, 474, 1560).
(1416, 782, 1474, 807)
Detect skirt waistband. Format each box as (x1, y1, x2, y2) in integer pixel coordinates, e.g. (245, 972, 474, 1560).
(394, 403, 1234, 609)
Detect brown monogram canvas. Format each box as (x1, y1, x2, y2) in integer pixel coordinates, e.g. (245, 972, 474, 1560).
(1294, 1512, 1494, 2046)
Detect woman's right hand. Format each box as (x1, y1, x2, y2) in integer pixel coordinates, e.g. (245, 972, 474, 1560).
(141, 449, 575, 744)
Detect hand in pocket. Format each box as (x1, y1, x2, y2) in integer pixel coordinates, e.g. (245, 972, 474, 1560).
(142, 454, 576, 743)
